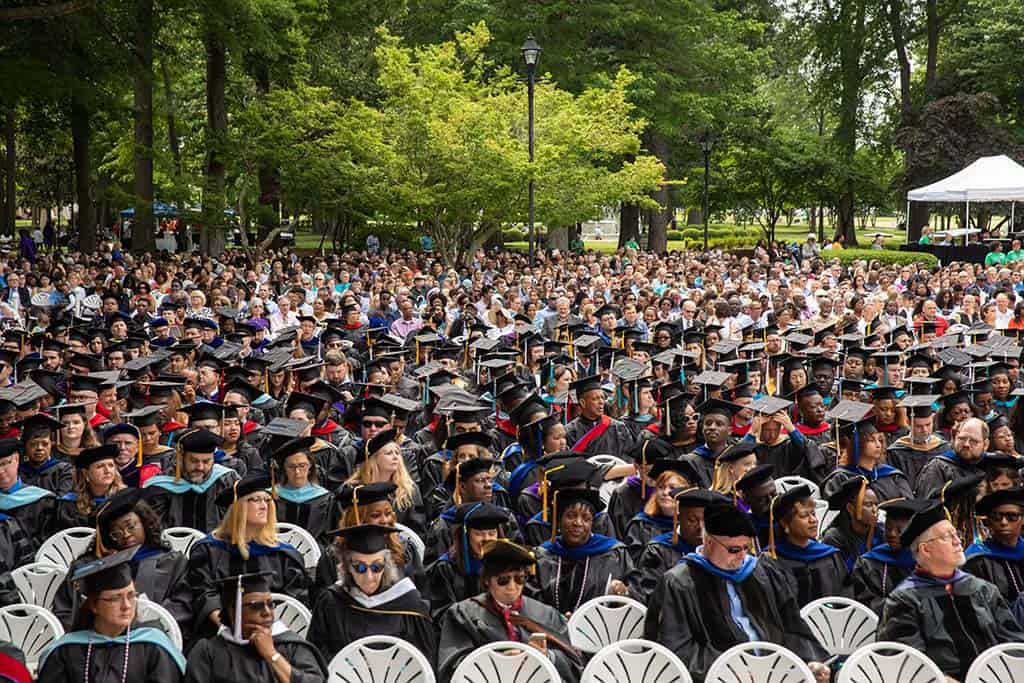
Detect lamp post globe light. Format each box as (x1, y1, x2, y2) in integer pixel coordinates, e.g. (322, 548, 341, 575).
(521, 36, 541, 265)
(698, 128, 716, 251)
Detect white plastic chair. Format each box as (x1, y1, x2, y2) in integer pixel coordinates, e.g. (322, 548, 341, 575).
(838, 641, 946, 683)
(0, 603, 65, 673)
(450, 640, 562, 683)
(568, 595, 647, 653)
(817, 499, 839, 534)
(161, 527, 207, 557)
(705, 641, 816, 683)
(11, 563, 66, 610)
(135, 597, 183, 651)
(775, 476, 820, 500)
(394, 522, 426, 565)
(589, 455, 630, 505)
(35, 527, 95, 568)
(799, 596, 878, 656)
(276, 522, 322, 570)
(272, 592, 312, 638)
(581, 639, 692, 683)
(965, 643, 1024, 683)
(328, 635, 436, 683)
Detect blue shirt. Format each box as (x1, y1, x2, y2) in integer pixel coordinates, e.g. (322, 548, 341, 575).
(726, 582, 760, 642)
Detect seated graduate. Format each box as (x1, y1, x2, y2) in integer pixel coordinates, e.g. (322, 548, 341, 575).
(48, 444, 126, 535)
(314, 482, 424, 603)
(438, 540, 582, 683)
(345, 428, 427, 536)
(426, 432, 507, 520)
(522, 460, 617, 547)
(878, 500, 1024, 682)
(516, 446, 630, 530)
(188, 473, 308, 638)
(185, 571, 326, 683)
(532, 488, 633, 613)
(965, 487, 1024, 604)
(36, 549, 186, 683)
(52, 489, 192, 634)
(308, 523, 435, 666)
(733, 464, 777, 551)
(607, 438, 671, 539)
(821, 476, 883, 573)
(0, 435, 55, 546)
(709, 439, 758, 498)
(761, 484, 849, 606)
(103, 423, 161, 489)
(17, 412, 72, 495)
(643, 502, 830, 683)
(426, 502, 511, 618)
(626, 487, 725, 602)
(0, 457, 34, 605)
(622, 457, 701, 561)
(851, 498, 929, 615)
(745, 398, 828, 485)
(179, 402, 248, 477)
(887, 393, 948, 490)
(686, 398, 743, 488)
(820, 401, 912, 502)
(505, 406, 569, 505)
(270, 436, 333, 542)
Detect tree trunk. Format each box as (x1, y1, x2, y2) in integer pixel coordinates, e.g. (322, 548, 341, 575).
(833, 0, 866, 247)
(70, 98, 96, 253)
(647, 133, 671, 253)
(620, 202, 640, 248)
(548, 225, 569, 251)
(254, 66, 281, 230)
(133, 0, 155, 253)
(3, 109, 14, 236)
(161, 61, 181, 178)
(202, 28, 227, 257)
(686, 208, 702, 225)
(618, 210, 639, 247)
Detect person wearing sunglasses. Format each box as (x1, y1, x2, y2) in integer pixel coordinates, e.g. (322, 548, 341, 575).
(308, 523, 434, 670)
(439, 539, 582, 683)
(878, 500, 1024, 683)
(645, 501, 831, 683)
(185, 571, 326, 683)
(965, 487, 1024, 604)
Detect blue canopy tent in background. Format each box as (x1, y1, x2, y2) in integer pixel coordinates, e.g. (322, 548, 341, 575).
(119, 202, 179, 218)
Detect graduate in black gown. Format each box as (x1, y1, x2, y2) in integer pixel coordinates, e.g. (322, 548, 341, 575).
(626, 487, 725, 602)
(185, 571, 326, 683)
(424, 458, 513, 565)
(270, 436, 333, 542)
(747, 398, 828, 485)
(344, 428, 427, 536)
(878, 500, 1024, 681)
(887, 394, 948, 490)
(48, 444, 126, 535)
(914, 412, 987, 498)
(734, 464, 777, 551)
(144, 428, 240, 532)
(684, 399, 742, 488)
(622, 458, 698, 560)
(308, 523, 435, 666)
(820, 402, 913, 502)
(426, 502, 511, 618)
(17, 413, 72, 495)
(761, 485, 849, 606)
(965, 487, 1024, 604)
(52, 489, 192, 634)
(643, 502, 831, 683)
(522, 460, 618, 547)
(564, 375, 636, 456)
(0, 500, 34, 605)
(607, 438, 670, 539)
(532, 488, 633, 615)
(0, 438, 55, 546)
(439, 539, 583, 683)
(37, 549, 186, 683)
(851, 497, 927, 615)
(822, 476, 884, 573)
(187, 473, 308, 638)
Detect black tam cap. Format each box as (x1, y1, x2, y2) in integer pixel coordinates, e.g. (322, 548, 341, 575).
(178, 428, 223, 454)
(480, 539, 536, 572)
(735, 463, 774, 492)
(71, 547, 138, 595)
(214, 473, 271, 508)
(899, 500, 949, 547)
(453, 502, 510, 530)
(336, 482, 397, 511)
(75, 444, 119, 470)
(704, 502, 756, 537)
(327, 523, 400, 554)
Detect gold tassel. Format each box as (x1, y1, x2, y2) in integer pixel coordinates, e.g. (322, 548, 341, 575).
(768, 494, 779, 559)
(264, 370, 270, 395)
(270, 459, 279, 500)
(640, 441, 649, 498)
(94, 500, 111, 557)
(541, 467, 548, 522)
(454, 463, 462, 505)
(136, 431, 143, 468)
(415, 340, 420, 365)
(550, 490, 560, 542)
(352, 485, 362, 525)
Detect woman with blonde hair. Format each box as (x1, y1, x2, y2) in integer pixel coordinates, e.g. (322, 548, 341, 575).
(345, 428, 426, 535)
(622, 462, 698, 560)
(46, 444, 126, 533)
(187, 473, 308, 637)
(711, 441, 759, 498)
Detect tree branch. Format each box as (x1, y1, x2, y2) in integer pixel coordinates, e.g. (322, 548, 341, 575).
(0, 0, 94, 21)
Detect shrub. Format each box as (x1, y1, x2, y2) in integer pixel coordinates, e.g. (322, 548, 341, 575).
(502, 228, 527, 242)
(828, 248, 939, 268)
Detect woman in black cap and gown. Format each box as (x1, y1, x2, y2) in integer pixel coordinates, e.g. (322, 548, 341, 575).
(17, 412, 72, 494)
(270, 436, 333, 542)
(47, 444, 126, 534)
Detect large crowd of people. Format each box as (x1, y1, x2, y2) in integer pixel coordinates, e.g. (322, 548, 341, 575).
(0, 237, 1023, 683)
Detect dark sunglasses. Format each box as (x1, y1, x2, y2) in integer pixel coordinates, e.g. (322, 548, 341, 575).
(242, 599, 280, 612)
(495, 573, 528, 587)
(350, 561, 386, 575)
(988, 512, 1023, 523)
(711, 536, 750, 555)
(362, 419, 390, 428)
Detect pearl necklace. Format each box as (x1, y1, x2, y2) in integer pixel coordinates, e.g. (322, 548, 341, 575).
(554, 556, 589, 614)
(84, 625, 131, 683)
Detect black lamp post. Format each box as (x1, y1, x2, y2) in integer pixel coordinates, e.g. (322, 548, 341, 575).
(698, 128, 716, 251)
(521, 36, 541, 265)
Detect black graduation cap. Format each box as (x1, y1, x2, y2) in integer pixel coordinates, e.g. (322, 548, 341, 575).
(899, 394, 939, 418)
(692, 370, 734, 387)
(827, 475, 871, 511)
(838, 378, 869, 396)
(446, 431, 493, 452)
(68, 352, 104, 373)
(977, 488, 1024, 516)
(178, 428, 223, 454)
(704, 502, 756, 537)
(735, 463, 774, 492)
(551, 488, 605, 525)
(215, 473, 271, 508)
(212, 570, 275, 637)
(71, 547, 138, 595)
(899, 500, 949, 547)
(878, 497, 930, 520)
(771, 484, 814, 520)
(74, 444, 119, 470)
(327, 523, 400, 554)
(270, 436, 317, 471)
(379, 393, 420, 420)
(718, 438, 759, 463)
(124, 405, 165, 427)
(748, 396, 792, 415)
(181, 401, 226, 424)
(359, 428, 397, 462)
(336, 482, 398, 514)
(223, 378, 261, 405)
(481, 539, 537, 572)
(938, 390, 972, 413)
(698, 398, 742, 419)
(453, 502, 509, 530)
(673, 487, 729, 509)
(96, 488, 155, 531)
(16, 411, 61, 438)
(285, 391, 327, 418)
(569, 374, 607, 398)
(903, 377, 940, 397)
(648, 457, 702, 484)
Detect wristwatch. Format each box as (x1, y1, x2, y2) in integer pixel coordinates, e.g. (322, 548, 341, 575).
(270, 653, 282, 664)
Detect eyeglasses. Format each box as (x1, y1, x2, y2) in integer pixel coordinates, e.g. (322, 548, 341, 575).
(246, 496, 273, 505)
(921, 530, 961, 546)
(242, 599, 280, 612)
(362, 420, 389, 428)
(709, 536, 751, 555)
(285, 463, 310, 472)
(987, 511, 1023, 523)
(109, 521, 139, 541)
(97, 591, 138, 605)
(495, 573, 528, 587)
(350, 561, 386, 574)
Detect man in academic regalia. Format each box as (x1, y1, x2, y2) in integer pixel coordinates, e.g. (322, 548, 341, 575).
(915, 416, 987, 498)
(144, 429, 240, 532)
(851, 498, 928, 615)
(644, 502, 831, 683)
(686, 399, 741, 488)
(185, 571, 327, 683)
(888, 394, 948, 490)
(878, 500, 1024, 682)
(564, 375, 635, 456)
(0, 436, 55, 546)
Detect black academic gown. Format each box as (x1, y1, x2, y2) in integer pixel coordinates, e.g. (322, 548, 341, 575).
(46, 494, 106, 536)
(878, 571, 1024, 681)
(886, 435, 949, 491)
(821, 465, 913, 503)
(850, 544, 915, 615)
(564, 414, 635, 456)
(307, 580, 436, 666)
(964, 539, 1024, 604)
(439, 594, 581, 683)
(423, 505, 521, 567)
(275, 486, 334, 544)
(0, 513, 34, 605)
(37, 635, 184, 683)
(19, 459, 73, 496)
(914, 451, 985, 498)
(0, 483, 55, 546)
(395, 487, 428, 537)
(184, 628, 326, 683)
(532, 536, 634, 616)
(756, 433, 828, 485)
(311, 539, 425, 608)
(623, 513, 675, 561)
(761, 539, 851, 606)
(644, 555, 827, 682)
(145, 467, 240, 532)
(606, 478, 648, 539)
(187, 537, 309, 633)
(625, 535, 693, 603)
(426, 555, 483, 619)
(822, 517, 884, 574)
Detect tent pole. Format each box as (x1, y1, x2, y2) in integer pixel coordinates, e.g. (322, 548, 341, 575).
(1012, 202, 1016, 235)
(965, 199, 970, 246)
(905, 200, 910, 245)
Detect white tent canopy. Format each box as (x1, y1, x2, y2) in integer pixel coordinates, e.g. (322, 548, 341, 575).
(908, 154, 1024, 202)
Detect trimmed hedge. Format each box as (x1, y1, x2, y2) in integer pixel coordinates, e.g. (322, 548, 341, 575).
(825, 248, 939, 268)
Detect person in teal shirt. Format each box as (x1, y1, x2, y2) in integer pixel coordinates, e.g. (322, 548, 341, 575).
(1007, 239, 1024, 262)
(986, 241, 1007, 266)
